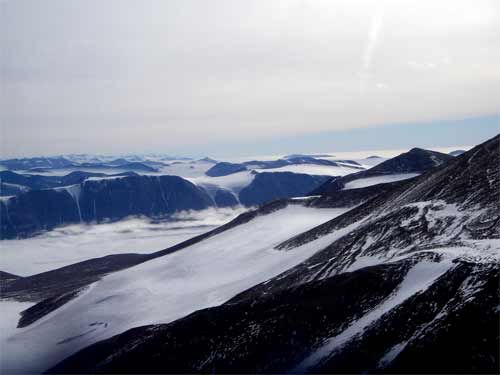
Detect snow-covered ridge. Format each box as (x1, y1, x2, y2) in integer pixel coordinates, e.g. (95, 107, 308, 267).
(0, 205, 349, 373)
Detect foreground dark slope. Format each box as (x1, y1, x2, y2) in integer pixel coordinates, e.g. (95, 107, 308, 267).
(50, 135, 499, 374)
(50, 258, 498, 374)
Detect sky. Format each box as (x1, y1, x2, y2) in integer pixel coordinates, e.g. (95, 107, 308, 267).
(1, 0, 499, 157)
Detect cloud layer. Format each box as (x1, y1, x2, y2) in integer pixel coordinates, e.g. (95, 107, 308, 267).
(2, 0, 499, 156)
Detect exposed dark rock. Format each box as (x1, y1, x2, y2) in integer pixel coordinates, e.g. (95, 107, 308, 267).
(304, 180, 407, 208)
(0, 175, 214, 239)
(312, 147, 453, 195)
(48, 259, 499, 374)
(206, 157, 363, 178)
(238, 172, 330, 206)
(205, 162, 247, 177)
(76, 162, 158, 172)
(214, 189, 239, 207)
(18, 289, 85, 328)
(368, 148, 453, 174)
(0, 170, 62, 190)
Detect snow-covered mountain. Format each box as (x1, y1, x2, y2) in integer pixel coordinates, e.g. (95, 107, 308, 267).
(312, 147, 453, 195)
(205, 156, 364, 177)
(0, 175, 214, 239)
(0, 154, 366, 238)
(1, 135, 498, 373)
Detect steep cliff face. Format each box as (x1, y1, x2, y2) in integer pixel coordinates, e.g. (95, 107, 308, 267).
(239, 172, 330, 206)
(214, 189, 239, 207)
(0, 175, 214, 239)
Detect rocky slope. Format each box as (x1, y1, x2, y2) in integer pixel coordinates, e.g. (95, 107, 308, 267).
(312, 147, 453, 195)
(48, 135, 499, 374)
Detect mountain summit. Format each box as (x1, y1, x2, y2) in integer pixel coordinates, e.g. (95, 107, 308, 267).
(312, 147, 453, 194)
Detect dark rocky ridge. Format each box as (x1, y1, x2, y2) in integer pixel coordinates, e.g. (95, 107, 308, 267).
(48, 258, 499, 374)
(242, 135, 499, 298)
(312, 147, 453, 195)
(205, 157, 364, 177)
(239, 172, 330, 206)
(304, 180, 408, 208)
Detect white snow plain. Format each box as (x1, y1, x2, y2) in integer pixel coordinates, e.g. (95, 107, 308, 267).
(261, 164, 362, 177)
(0, 207, 248, 276)
(1, 205, 348, 374)
(343, 173, 420, 190)
(187, 170, 256, 194)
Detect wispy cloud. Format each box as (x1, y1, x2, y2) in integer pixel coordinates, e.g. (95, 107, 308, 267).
(359, 6, 384, 94)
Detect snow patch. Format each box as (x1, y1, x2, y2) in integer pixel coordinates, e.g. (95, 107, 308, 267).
(262, 164, 360, 177)
(378, 341, 408, 368)
(343, 173, 420, 190)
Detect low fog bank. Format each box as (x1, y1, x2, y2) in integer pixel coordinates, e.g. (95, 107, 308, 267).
(0, 206, 248, 276)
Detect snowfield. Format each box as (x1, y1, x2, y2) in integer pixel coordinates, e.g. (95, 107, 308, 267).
(0, 207, 247, 276)
(1, 205, 348, 374)
(261, 164, 361, 177)
(343, 173, 420, 190)
(187, 170, 256, 194)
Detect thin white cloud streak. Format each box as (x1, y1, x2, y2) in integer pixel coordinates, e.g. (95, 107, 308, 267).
(360, 5, 384, 94)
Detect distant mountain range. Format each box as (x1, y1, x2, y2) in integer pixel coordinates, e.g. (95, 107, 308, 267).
(0, 175, 213, 239)
(205, 157, 362, 177)
(0, 154, 194, 171)
(0, 148, 457, 239)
